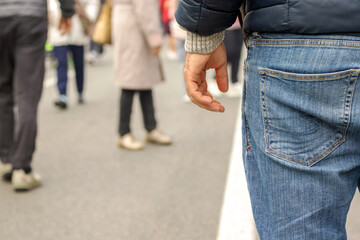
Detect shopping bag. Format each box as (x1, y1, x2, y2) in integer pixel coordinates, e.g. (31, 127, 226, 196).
(92, 0, 112, 44)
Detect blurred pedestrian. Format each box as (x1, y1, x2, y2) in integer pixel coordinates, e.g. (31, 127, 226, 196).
(88, 40, 104, 65)
(113, 0, 172, 150)
(168, 0, 188, 102)
(223, 19, 243, 98)
(0, 0, 74, 191)
(87, 0, 104, 65)
(48, 0, 92, 109)
(159, 0, 177, 60)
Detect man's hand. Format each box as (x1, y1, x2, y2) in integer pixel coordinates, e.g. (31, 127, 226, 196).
(58, 17, 72, 35)
(184, 43, 228, 112)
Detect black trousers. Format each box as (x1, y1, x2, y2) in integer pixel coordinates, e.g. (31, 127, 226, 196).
(0, 17, 47, 171)
(119, 89, 157, 136)
(223, 29, 243, 84)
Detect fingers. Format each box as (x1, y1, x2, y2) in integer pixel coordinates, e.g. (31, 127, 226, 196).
(215, 60, 229, 93)
(183, 50, 227, 112)
(185, 68, 225, 112)
(188, 86, 225, 112)
(193, 93, 225, 112)
(207, 43, 229, 93)
(195, 100, 225, 112)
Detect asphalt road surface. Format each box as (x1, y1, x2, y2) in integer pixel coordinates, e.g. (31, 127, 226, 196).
(0, 47, 359, 240)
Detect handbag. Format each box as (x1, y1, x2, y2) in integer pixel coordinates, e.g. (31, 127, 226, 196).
(92, 0, 112, 44)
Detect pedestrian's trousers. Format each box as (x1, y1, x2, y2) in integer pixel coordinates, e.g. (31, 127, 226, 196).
(224, 29, 243, 84)
(0, 17, 47, 170)
(119, 89, 157, 136)
(243, 33, 360, 240)
(53, 45, 84, 96)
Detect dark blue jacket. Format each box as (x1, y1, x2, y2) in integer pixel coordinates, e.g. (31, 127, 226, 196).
(175, 0, 360, 37)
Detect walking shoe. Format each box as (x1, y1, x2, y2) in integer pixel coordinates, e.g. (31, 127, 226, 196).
(0, 161, 12, 182)
(146, 129, 172, 145)
(78, 96, 85, 104)
(118, 133, 144, 150)
(12, 169, 42, 191)
(54, 100, 67, 109)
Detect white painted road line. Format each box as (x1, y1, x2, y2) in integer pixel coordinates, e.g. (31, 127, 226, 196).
(217, 45, 258, 240)
(216, 100, 258, 240)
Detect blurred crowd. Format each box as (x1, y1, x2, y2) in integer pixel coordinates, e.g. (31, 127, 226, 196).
(0, 0, 243, 192)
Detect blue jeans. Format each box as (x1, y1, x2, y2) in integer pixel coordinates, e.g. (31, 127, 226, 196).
(53, 45, 84, 96)
(243, 33, 360, 240)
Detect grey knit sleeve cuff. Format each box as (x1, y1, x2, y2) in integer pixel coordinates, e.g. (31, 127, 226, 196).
(185, 31, 225, 54)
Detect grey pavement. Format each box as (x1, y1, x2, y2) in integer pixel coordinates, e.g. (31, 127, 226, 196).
(0, 47, 359, 240)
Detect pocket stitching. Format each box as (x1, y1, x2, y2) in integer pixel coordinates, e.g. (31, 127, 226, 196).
(259, 68, 355, 81)
(267, 137, 345, 167)
(259, 68, 359, 167)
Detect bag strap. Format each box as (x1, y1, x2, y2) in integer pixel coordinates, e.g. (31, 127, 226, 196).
(237, 5, 248, 48)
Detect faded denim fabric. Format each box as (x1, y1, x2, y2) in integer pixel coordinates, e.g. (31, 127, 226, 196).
(242, 33, 360, 240)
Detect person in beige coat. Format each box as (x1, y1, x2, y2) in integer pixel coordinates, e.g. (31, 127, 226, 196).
(112, 0, 172, 150)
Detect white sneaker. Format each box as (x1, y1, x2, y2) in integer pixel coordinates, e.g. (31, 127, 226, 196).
(146, 129, 172, 145)
(12, 169, 42, 191)
(0, 161, 12, 181)
(118, 133, 144, 150)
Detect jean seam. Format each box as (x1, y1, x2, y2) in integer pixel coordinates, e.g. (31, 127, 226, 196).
(259, 68, 356, 81)
(243, 48, 252, 150)
(250, 43, 360, 49)
(259, 69, 359, 167)
(266, 136, 346, 167)
(242, 71, 251, 150)
(260, 75, 270, 149)
(249, 39, 360, 48)
(341, 72, 358, 136)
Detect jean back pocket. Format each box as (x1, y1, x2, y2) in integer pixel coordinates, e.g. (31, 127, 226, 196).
(259, 68, 359, 166)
